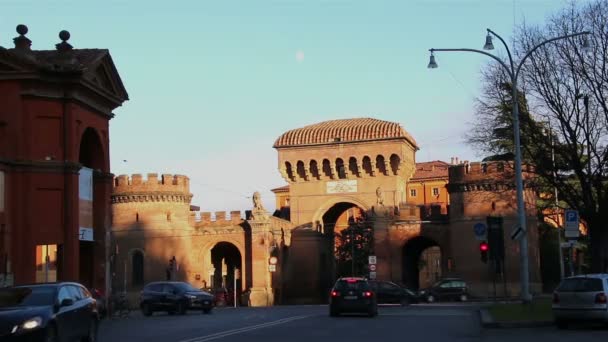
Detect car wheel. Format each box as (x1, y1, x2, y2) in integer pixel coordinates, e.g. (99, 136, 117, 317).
(556, 320, 568, 329)
(203, 308, 212, 314)
(426, 295, 435, 303)
(459, 294, 468, 302)
(177, 301, 187, 315)
(82, 319, 98, 342)
(141, 303, 153, 317)
(45, 323, 58, 342)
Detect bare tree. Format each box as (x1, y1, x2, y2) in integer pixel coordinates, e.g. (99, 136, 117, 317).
(467, 0, 608, 272)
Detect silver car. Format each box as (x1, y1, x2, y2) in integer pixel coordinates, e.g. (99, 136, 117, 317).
(552, 274, 608, 329)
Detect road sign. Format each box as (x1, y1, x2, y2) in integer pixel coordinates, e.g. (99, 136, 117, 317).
(560, 241, 575, 248)
(269, 265, 276, 272)
(368, 256, 377, 265)
(369, 271, 377, 280)
(473, 223, 487, 240)
(510, 225, 524, 241)
(564, 209, 580, 239)
(369, 264, 377, 272)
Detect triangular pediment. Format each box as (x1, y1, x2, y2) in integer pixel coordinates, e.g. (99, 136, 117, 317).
(83, 53, 129, 101)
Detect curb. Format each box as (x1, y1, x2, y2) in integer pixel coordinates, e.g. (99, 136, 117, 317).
(478, 308, 554, 329)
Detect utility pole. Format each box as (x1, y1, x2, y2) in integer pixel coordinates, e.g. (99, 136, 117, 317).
(550, 125, 565, 279)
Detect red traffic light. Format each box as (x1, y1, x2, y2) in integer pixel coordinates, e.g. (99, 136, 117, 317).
(480, 242, 489, 252)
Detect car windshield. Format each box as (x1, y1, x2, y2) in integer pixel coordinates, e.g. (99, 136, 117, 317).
(0, 286, 56, 308)
(557, 277, 604, 292)
(334, 279, 370, 291)
(174, 282, 200, 292)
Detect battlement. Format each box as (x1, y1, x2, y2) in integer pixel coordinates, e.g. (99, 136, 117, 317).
(448, 161, 535, 183)
(190, 210, 245, 226)
(113, 173, 190, 194)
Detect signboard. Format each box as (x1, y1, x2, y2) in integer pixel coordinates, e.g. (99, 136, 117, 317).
(79, 228, 94, 241)
(78, 167, 94, 241)
(473, 222, 487, 240)
(369, 271, 376, 280)
(511, 225, 524, 241)
(369, 264, 377, 272)
(269, 265, 276, 272)
(368, 255, 377, 265)
(326, 180, 357, 194)
(564, 209, 580, 239)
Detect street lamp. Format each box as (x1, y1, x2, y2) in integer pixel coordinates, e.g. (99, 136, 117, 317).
(428, 28, 591, 303)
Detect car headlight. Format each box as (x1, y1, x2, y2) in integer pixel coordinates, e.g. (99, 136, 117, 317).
(185, 294, 197, 300)
(418, 290, 426, 295)
(21, 317, 43, 330)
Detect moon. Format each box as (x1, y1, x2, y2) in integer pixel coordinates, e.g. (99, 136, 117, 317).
(295, 50, 305, 62)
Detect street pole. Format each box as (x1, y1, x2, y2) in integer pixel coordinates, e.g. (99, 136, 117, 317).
(428, 29, 590, 303)
(351, 227, 355, 277)
(550, 126, 565, 280)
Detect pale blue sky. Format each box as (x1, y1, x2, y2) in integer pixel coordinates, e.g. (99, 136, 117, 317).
(1, 0, 579, 213)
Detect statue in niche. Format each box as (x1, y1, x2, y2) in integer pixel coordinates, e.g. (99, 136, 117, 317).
(376, 186, 385, 206)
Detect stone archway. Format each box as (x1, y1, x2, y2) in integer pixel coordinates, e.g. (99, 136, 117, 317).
(209, 242, 243, 305)
(402, 236, 442, 290)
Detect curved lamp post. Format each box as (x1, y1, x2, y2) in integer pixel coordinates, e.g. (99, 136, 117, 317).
(428, 28, 591, 302)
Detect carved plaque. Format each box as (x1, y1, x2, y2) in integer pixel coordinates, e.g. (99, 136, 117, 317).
(326, 180, 357, 194)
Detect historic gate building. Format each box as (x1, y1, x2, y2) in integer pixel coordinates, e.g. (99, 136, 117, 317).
(111, 118, 541, 306)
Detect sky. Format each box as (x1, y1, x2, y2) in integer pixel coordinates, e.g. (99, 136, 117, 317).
(1, 0, 582, 214)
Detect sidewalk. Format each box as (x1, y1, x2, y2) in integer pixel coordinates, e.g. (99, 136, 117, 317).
(479, 297, 554, 329)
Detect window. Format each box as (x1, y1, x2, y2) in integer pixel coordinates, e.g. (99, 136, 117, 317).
(132, 250, 144, 286)
(67, 285, 83, 301)
(145, 283, 163, 292)
(57, 286, 73, 304)
(410, 189, 417, 197)
(432, 188, 440, 196)
(35, 244, 57, 283)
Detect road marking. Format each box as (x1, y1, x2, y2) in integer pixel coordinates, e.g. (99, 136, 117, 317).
(177, 315, 310, 342)
(382, 311, 470, 317)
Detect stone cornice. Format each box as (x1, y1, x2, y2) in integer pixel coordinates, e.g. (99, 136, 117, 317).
(0, 158, 82, 173)
(448, 180, 536, 193)
(111, 192, 192, 204)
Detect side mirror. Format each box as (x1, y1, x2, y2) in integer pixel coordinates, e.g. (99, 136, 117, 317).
(60, 298, 74, 307)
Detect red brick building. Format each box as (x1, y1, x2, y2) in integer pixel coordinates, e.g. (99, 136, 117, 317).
(0, 25, 128, 290)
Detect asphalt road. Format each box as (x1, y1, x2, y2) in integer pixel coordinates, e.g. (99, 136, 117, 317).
(98, 304, 608, 342)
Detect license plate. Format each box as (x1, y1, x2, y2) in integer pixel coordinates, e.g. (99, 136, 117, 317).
(344, 296, 357, 300)
(203, 301, 210, 305)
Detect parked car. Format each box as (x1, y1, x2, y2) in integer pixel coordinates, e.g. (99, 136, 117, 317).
(552, 274, 608, 329)
(329, 277, 378, 317)
(0, 282, 99, 342)
(418, 278, 469, 303)
(368, 280, 418, 305)
(140, 281, 214, 316)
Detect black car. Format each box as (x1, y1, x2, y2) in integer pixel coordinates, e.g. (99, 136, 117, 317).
(418, 278, 469, 303)
(368, 280, 418, 305)
(329, 277, 377, 317)
(140, 281, 214, 316)
(0, 282, 99, 342)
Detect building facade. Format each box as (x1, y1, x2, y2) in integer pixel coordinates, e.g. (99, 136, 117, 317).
(111, 118, 542, 305)
(0, 25, 128, 289)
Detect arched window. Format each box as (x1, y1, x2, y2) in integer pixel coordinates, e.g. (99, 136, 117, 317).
(132, 250, 144, 286)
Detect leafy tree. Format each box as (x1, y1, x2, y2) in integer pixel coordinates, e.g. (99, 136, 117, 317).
(334, 217, 374, 277)
(467, 0, 608, 272)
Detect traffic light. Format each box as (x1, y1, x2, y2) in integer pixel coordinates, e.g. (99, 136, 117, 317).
(480, 241, 489, 263)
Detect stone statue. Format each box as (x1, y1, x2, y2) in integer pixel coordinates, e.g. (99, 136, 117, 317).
(252, 191, 265, 211)
(376, 186, 384, 206)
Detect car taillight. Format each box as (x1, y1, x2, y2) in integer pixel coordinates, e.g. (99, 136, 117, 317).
(553, 292, 559, 304)
(595, 293, 607, 304)
(331, 291, 340, 297)
(364, 291, 372, 298)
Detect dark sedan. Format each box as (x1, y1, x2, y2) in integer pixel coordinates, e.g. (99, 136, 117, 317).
(368, 280, 419, 305)
(140, 281, 214, 316)
(0, 282, 99, 342)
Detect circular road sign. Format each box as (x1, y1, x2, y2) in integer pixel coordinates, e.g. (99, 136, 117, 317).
(474, 223, 487, 237)
(369, 264, 377, 272)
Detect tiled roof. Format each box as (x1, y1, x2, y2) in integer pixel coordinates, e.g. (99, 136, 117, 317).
(273, 118, 418, 148)
(271, 185, 289, 193)
(411, 160, 450, 181)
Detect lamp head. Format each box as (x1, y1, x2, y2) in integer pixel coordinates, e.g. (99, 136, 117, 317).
(427, 51, 438, 69)
(581, 34, 591, 51)
(484, 33, 494, 50)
